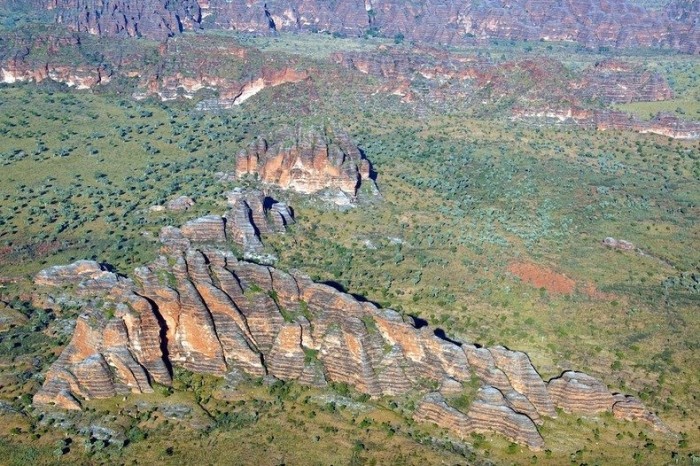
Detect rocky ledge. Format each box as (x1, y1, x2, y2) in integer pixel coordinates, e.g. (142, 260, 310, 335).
(33, 217, 667, 450)
(235, 127, 378, 205)
(511, 107, 700, 140)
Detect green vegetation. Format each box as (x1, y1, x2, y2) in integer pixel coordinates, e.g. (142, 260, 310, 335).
(0, 29, 698, 466)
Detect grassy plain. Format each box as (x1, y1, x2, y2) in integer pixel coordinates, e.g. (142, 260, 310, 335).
(0, 31, 698, 465)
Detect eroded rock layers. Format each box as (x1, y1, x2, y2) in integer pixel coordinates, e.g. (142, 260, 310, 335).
(159, 189, 293, 262)
(511, 107, 700, 140)
(33, 218, 665, 449)
(235, 127, 376, 201)
(43, 0, 700, 54)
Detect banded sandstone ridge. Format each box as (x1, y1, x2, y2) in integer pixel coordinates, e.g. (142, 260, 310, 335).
(36, 0, 700, 53)
(511, 107, 700, 140)
(235, 127, 377, 204)
(33, 218, 667, 450)
(3, 27, 697, 140)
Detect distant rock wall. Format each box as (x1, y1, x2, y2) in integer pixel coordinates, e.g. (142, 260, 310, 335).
(511, 106, 700, 140)
(40, 0, 700, 53)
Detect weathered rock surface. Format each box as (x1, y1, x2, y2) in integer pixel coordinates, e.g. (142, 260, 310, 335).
(49, 0, 202, 41)
(612, 393, 671, 433)
(160, 190, 293, 261)
(34, 260, 108, 287)
(33, 216, 666, 448)
(547, 371, 614, 415)
(602, 237, 635, 251)
(414, 389, 545, 450)
(164, 195, 195, 212)
(512, 107, 700, 140)
(235, 127, 377, 202)
(42, 0, 700, 54)
(180, 215, 226, 243)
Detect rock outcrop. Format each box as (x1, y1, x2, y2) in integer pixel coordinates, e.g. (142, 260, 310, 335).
(33, 217, 665, 448)
(414, 390, 545, 450)
(576, 59, 674, 105)
(235, 127, 377, 204)
(602, 237, 635, 251)
(157, 189, 293, 262)
(334, 50, 676, 108)
(547, 371, 615, 416)
(164, 196, 195, 212)
(0, 29, 112, 88)
(42, 0, 700, 54)
(612, 394, 670, 433)
(511, 107, 700, 140)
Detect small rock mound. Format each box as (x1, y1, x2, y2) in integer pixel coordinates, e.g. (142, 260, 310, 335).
(612, 394, 671, 433)
(165, 195, 195, 212)
(602, 237, 635, 250)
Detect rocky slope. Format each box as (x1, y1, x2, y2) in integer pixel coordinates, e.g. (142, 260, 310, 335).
(235, 127, 378, 204)
(511, 106, 700, 140)
(33, 216, 667, 450)
(40, 0, 700, 53)
(334, 50, 674, 107)
(3, 26, 696, 139)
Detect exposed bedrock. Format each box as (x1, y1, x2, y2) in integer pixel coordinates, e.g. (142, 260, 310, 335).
(159, 189, 293, 262)
(42, 0, 700, 54)
(235, 126, 377, 203)
(33, 221, 667, 447)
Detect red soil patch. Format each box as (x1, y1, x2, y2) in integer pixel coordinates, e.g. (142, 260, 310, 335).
(508, 262, 616, 300)
(508, 262, 576, 294)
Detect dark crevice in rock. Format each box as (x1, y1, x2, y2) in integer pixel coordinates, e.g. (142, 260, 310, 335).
(134, 292, 173, 378)
(264, 3, 277, 31)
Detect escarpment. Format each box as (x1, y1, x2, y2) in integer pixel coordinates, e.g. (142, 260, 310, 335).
(511, 107, 700, 140)
(33, 215, 666, 450)
(42, 0, 700, 54)
(235, 127, 377, 204)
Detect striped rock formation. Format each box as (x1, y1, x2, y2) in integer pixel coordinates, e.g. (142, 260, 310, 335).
(41, 0, 700, 54)
(235, 127, 377, 203)
(166, 190, 293, 262)
(33, 219, 666, 449)
(548, 371, 614, 416)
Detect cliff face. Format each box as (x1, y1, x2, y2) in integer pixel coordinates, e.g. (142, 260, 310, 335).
(48, 0, 202, 40)
(0, 31, 112, 88)
(40, 0, 700, 53)
(511, 107, 700, 140)
(334, 50, 674, 107)
(235, 127, 377, 203)
(33, 216, 667, 450)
